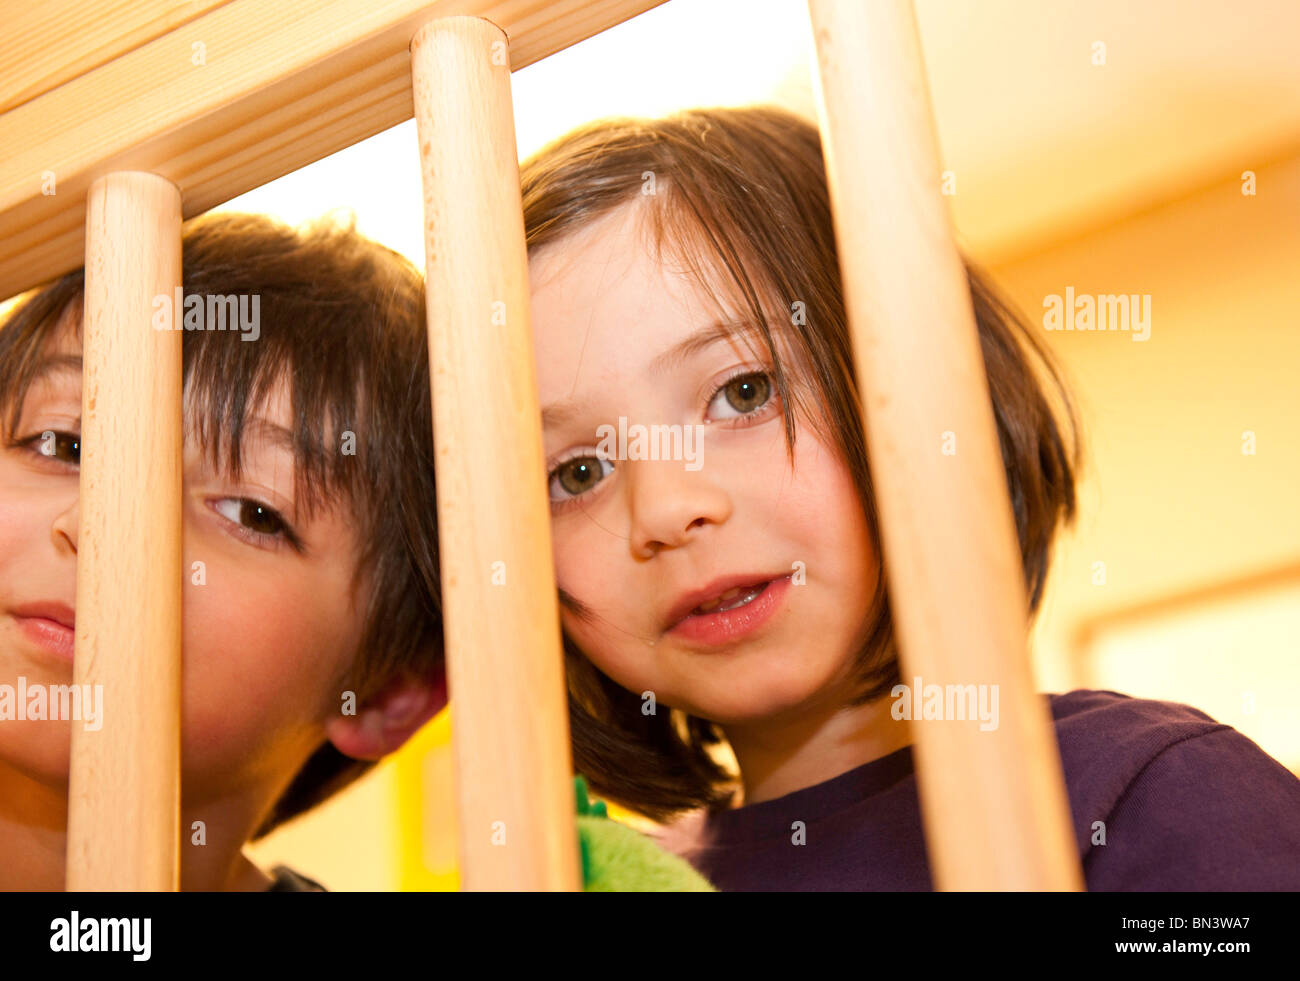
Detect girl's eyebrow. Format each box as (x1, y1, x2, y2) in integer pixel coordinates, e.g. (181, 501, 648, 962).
(647, 319, 755, 379)
(540, 319, 766, 430)
(540, 399, 586, 430)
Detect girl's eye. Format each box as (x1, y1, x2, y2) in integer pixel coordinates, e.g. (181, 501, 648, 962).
(212, 498, 292, 543)
(548, 455, 614, 502)
(544, 371, 775, 507)
(708, 371, 773, 420)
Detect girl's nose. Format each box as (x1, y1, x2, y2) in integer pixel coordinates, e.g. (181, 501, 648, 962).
(625, 458, 732, 558)
(50, 495, 79, 555)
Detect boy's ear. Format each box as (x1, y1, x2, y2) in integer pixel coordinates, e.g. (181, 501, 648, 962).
(324, 669, 448, 762)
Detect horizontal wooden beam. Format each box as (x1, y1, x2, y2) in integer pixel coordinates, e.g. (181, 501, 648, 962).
(0, 1, 234, 115)
(0, 0, 664, 301)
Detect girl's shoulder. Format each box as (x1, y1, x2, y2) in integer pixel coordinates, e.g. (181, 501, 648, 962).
(1047, 687, 1226, 736)
(1047, 688, 1300, 889)
(1046, 687, 1236, 812)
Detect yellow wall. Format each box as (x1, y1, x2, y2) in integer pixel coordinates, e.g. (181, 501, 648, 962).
(996, 152, 1300, 769)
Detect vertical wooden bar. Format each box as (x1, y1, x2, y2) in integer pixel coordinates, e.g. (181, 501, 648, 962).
(66, 172, 183, 890)
(807, 0, 1083, 890)
(410, 16, 581, 890)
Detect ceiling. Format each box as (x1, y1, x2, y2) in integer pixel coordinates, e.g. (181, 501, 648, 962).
(516, 0, 1300, 265)
(11, 0, 1284, 285)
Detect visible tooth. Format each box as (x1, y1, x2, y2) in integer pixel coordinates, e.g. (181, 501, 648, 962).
(720, 586, 761, 610)
(695, 587, 741, 614)
(694, 582, 766, 616)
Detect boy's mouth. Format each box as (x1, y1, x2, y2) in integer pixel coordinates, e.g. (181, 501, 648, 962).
(10, 600, 76, 631)
(9, 600, 77, 663)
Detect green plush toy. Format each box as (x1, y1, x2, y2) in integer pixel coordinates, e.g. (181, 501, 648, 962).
(574, 776, 716, 892)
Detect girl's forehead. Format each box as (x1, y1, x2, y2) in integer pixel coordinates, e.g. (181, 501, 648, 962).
(532, 272, 703, 408)
(530, 203, 648, 294)
(531, 213, 731, 357)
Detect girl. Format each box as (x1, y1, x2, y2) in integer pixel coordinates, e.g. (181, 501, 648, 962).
(520, 105, 1300, 890)
(0, 211, 447, 890)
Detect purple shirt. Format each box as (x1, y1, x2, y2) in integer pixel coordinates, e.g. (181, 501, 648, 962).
(655, 689, 1300, 890)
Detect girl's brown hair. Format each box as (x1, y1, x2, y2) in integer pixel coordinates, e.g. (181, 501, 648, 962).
(0, 211, 442, 839)
(520, 105, 1084, 821)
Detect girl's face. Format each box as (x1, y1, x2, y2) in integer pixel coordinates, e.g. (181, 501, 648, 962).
(530, 202, 880, 727)
(0, 316, 368, 802)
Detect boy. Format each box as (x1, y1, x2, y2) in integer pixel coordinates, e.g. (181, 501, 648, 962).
(0, 211, 445, 891)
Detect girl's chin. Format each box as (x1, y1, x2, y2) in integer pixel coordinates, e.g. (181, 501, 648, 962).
(682, 695, 818, 731)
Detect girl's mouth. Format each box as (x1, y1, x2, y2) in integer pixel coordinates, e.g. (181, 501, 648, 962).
(668, 575, 791, 647)
(692, 582, 767, 614)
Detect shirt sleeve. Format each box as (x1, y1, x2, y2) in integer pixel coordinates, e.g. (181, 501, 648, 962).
(1084, 726, 1300, 890)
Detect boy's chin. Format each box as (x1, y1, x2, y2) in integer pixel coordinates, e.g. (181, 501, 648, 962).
(0, 729, 74, 790)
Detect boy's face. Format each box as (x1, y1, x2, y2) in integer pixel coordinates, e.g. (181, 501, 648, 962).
(0, 316, 368, 803)
(529, 202, 881, 728)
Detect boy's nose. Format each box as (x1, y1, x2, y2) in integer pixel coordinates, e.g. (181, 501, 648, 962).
(625, 458, 731, 558)
(50, 496, 79, 554)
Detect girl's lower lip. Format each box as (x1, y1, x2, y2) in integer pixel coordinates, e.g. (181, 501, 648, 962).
(668, 576, 791, 647)
(14, 615, 75, 663)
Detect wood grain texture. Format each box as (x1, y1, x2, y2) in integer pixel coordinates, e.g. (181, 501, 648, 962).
(0, 0, 665, 302)
(0, 0, 234, 115)
(808, 0, 1083, 890)
(66, 172, 183, 891)
(411, 16, 580, 891)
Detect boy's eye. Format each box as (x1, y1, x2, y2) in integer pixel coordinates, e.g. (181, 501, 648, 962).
(15, 429, 81, 466)
(548, 455, 613, 502)
(708, 372, 773, 420)
(213, 498, 288, 538)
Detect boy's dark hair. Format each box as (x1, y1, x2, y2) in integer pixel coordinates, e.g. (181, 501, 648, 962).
(0, 211, 442, 839)
(520, 105, 1085, 821)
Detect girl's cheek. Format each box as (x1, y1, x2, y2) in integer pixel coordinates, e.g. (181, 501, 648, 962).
(552, 518, 605, 604)
(557, 577, 625, 676)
